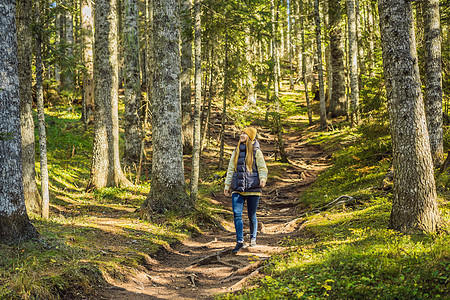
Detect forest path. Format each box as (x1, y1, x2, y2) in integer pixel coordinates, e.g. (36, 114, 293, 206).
(103, 118, 331, 299)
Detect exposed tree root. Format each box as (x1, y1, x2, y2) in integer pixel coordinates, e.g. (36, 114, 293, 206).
(220, 258, 269, 284)
(189, 248, 233, 267)
(227, 262, 273, 292)
(297, 195, 357, 218)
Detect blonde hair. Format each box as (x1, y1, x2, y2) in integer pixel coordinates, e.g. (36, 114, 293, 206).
(233, 138, 254, 172)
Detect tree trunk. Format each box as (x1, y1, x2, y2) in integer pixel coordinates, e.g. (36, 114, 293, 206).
(328, 0, 346, 118)
(314, 0, 327, 128)
(0, 0, 38, 242)
(17, 0, 42, 214)
(191, 0, 202, 200)
(347, 0, 359, 125)
(123, 0, 143, 164)
(65, 0, 74, 90)
(145, 0, 154, 128)
(378, 0, 441, 233)
(356, 0, 367, 76)
(245, 28, 256, 105)
(423, 0, 444, 166)
(180, 0, 193, 154)
(298, 0, 312, 125)
(272, 0, 289, 163)
(141, 0, 190, 214)
(218, 31, 228, 170)
(81, 0, 94, 124)
(34, 0, 50, 219)
(87, 0, 131, 190)
(201, 46, 214, 150)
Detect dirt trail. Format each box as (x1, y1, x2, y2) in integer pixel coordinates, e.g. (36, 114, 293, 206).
(103, 125, 330, 299)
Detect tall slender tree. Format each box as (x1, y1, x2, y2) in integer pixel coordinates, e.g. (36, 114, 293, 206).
(17, 0, 42, 214)
(141, 0, 191, 214)
(65, 0, 74, 90)
(423, 0, 444, 166)
(0, 0, 38, 242)
(272, 0, 289, 163)
(123, 0, 143, 164)
(191, 0, 202, 199)
(347, 0, 360, 125)
(87, 0, 131, 190)
(328, 0, 346, 117)
(314, 0, 327, 128)
(378, 0, 441, 233)
(180, 0, 193, 154)
(218, 31, 229, 170)
(81, 0, 94, 124)
(34, 0, 50, 219)
(298, 0, 312, 125)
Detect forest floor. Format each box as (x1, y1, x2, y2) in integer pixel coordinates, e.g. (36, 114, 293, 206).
(98, 112, 331, 299)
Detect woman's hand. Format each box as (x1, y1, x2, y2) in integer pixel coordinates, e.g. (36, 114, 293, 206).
(260, 180, 266, 188)
(224, 188, 230, 196)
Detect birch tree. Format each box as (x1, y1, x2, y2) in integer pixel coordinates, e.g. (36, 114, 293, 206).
(123, 0, 143, 164)
(141, 0, 191, 214)
(87, 0, 131, 190)
(0, 0, 38, 242)
(424, 0, 444, 166)
(378, 0, 441, 233)
(17, 0, 42, 214)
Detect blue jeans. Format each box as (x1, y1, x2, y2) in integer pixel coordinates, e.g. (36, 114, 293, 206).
(232, 193, 260, 243)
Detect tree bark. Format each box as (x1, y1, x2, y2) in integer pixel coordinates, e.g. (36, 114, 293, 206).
(180, 0, 193, 154)
(17, 0, 42, 214)
(0, 0, 38, 242)
(65, 0, 74, 90)
(87, 0, 131, 190)
(245, 28, 256, 105)
(34, 0, 50, 219)
(298, 0, 312, 125)
(81, 0, 94, 124)
(272, 0, 289, 163)
(347, 0, 360, 125)
(378, 0, 441, 233)
(328, 0, 346, 118)
(423, 0, 444, 166)
(218, 31, 228, 170)
(123, 0, 143, 164)
(145, 0, 154, 128)
(141, 0, 190, 214)
(314, 0, 327, 128)
(191, 0, 202, 200)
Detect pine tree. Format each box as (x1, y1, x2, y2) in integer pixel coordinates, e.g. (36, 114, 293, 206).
(141, 0, 191, 214)
(0, 0, 38, 242)
(378, 0, 441, 233)
(87, 0, 131, 190)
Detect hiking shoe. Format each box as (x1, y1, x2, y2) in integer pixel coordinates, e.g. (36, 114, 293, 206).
(232, 242, 247, 253)
(250, 238, 257, 247)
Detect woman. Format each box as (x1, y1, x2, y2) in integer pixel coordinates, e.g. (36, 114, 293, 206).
(224, 127, 268, 253)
